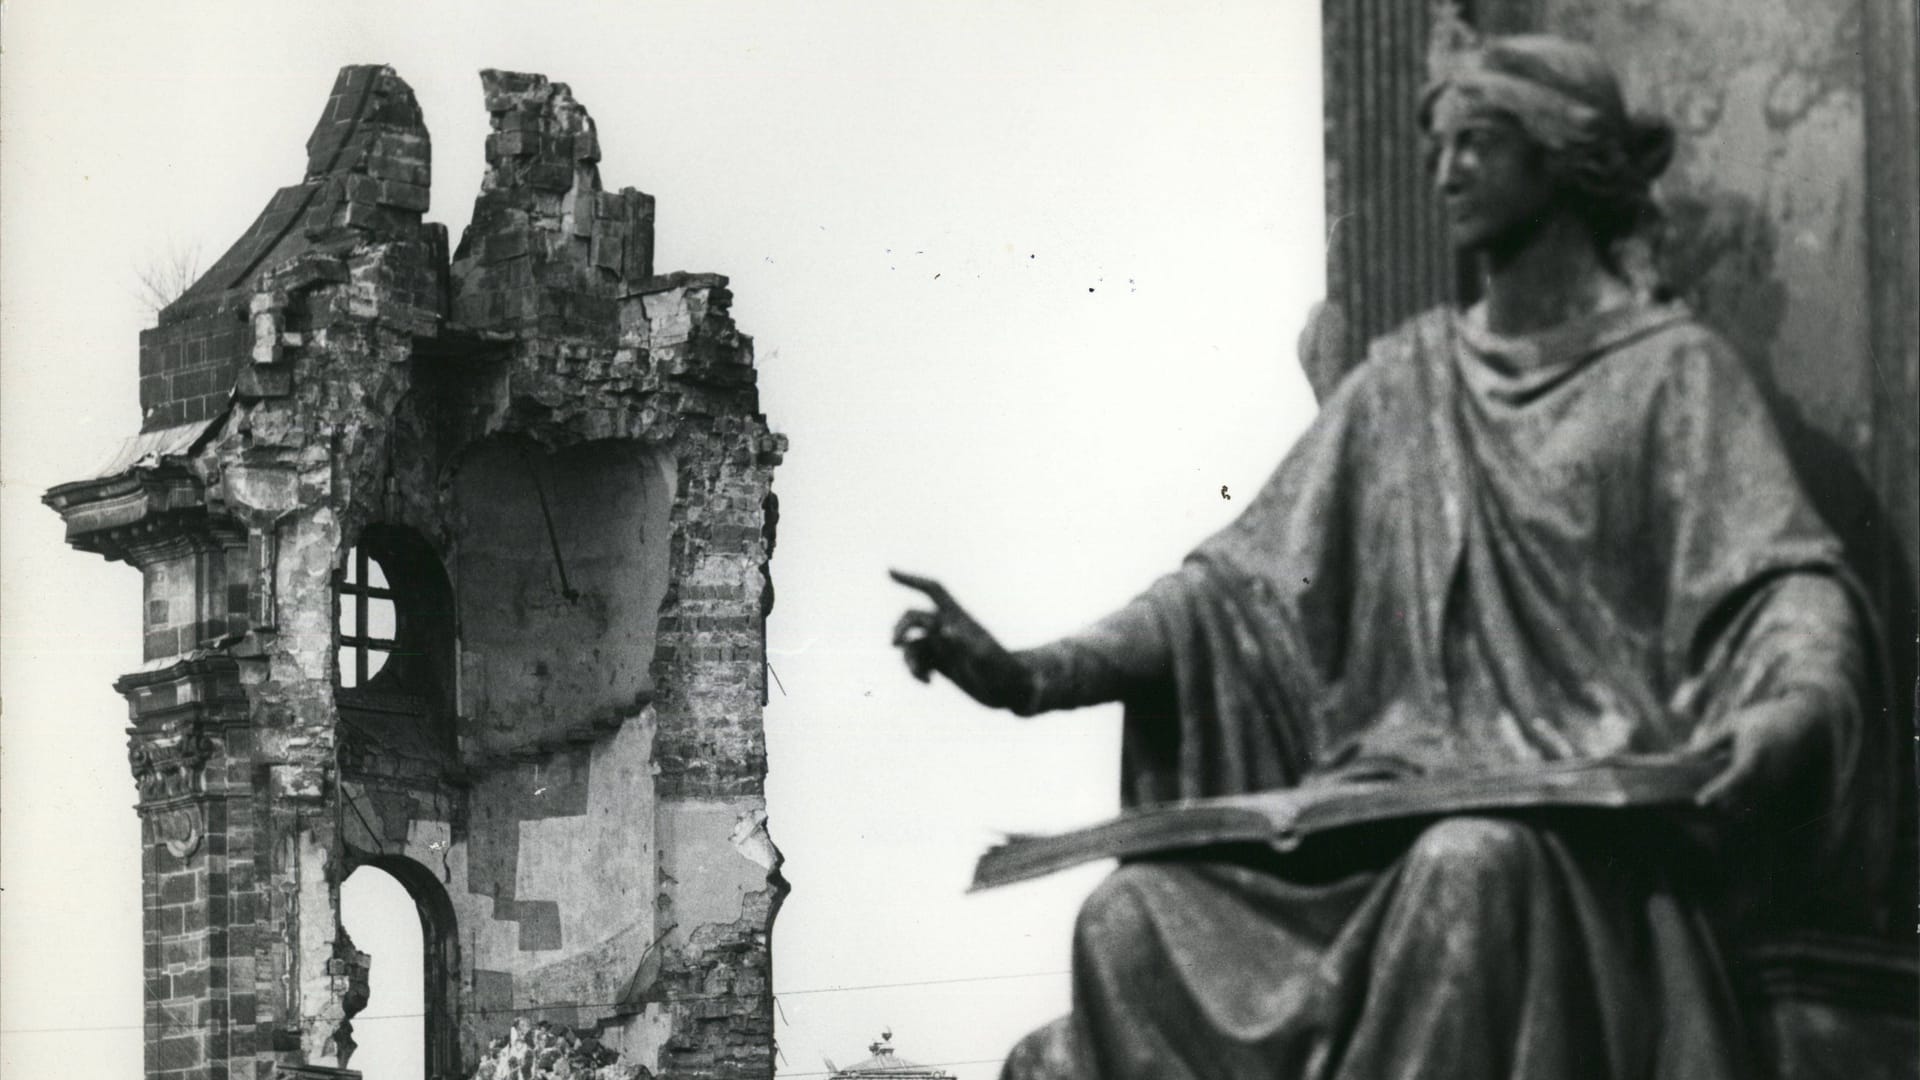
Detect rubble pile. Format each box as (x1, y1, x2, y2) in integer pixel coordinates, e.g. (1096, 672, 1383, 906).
(470, 1018, 648, 1080)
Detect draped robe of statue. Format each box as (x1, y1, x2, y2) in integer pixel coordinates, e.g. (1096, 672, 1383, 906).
(999, 300, 1893, 1080)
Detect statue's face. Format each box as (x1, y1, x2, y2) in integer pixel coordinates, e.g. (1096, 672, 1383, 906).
(1424, 88, 1558, 255)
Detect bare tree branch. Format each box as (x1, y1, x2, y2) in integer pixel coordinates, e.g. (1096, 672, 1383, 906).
(132, 241, 204, 318)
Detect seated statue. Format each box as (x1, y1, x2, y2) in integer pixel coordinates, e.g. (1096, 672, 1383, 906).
(890, 32, 1894, 1080)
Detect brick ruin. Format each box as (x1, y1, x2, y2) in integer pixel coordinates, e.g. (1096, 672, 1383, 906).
(43, 66, 786, 1080)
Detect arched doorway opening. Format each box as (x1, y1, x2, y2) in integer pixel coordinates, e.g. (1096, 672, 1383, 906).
(340, 867, 422, 1078)
(340, 855, 460, 1079)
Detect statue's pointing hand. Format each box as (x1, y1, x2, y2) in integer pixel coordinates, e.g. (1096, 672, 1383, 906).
(890, 570, 1037, 714)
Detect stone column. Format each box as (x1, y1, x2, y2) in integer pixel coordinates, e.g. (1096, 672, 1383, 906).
(1318, 0, 1456, 370)
(114, 525, 281, 1080)
(1314, 0, 1542, 379)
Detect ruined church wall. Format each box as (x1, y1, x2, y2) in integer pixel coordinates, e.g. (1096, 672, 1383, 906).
(47, 62, 787, 1080)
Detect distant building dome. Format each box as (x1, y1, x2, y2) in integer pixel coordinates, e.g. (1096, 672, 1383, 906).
(828, 1031, 955, 1079)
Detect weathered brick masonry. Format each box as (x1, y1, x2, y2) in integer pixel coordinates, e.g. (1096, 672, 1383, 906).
(46, 65, 786, 1080)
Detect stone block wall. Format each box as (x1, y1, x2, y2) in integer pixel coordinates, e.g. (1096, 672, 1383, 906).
(113, 656, 264, 1080)
(450, 71, 656, 336)
(140, 542, 251, 662)
(139, 313, 254, 430)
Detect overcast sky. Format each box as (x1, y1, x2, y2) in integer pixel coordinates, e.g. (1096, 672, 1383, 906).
(0, 3, 1324, 1077)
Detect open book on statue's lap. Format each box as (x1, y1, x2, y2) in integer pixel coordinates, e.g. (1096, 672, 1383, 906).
(970, 753, 1726, 891)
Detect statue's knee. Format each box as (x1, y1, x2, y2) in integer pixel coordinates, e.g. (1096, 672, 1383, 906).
(1074, 863, 1173, 945)
(1403, 816, 1541, 887)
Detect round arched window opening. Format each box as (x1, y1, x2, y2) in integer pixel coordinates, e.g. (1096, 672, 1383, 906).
(337, 546, 399, 688)
(333, 525, 458, 772)
(331, 525, 456, 711)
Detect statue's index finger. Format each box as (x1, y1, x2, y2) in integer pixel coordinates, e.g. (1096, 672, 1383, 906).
(888, 569, 955, 609)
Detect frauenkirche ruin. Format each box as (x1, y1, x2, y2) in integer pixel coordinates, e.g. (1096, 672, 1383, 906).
(44, 66, 785, 1079)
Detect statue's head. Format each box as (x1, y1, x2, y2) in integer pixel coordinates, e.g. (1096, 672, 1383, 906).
(1419, 28, 1675, 270)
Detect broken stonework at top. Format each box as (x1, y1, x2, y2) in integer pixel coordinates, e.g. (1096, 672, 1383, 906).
(45, 64, 784, 1080)
(142, 65, 444, 432)
(452, 70, 656, 334)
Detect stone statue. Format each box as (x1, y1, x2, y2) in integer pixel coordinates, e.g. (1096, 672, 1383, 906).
(891, 31, 1893, 1080)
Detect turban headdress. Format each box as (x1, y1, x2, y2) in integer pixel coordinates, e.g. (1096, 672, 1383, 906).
(1421, 10, 1676, 286)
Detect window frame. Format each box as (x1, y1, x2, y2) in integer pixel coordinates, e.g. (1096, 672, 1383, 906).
(336, 545, 400, 689)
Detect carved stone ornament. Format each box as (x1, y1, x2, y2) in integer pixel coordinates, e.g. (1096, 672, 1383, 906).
(127, 722, 219, 803)
(156, 806, 204, 858)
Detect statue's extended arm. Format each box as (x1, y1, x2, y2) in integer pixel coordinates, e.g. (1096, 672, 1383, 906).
(892, 570, 1168, 716)
(1012, 597, 1168, 714)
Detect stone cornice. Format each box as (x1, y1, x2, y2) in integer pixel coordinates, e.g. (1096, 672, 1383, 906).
(41, 466, 234, 566)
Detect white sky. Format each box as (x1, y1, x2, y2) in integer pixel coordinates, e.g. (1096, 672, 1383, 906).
(0, 3, 1324, 1077)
